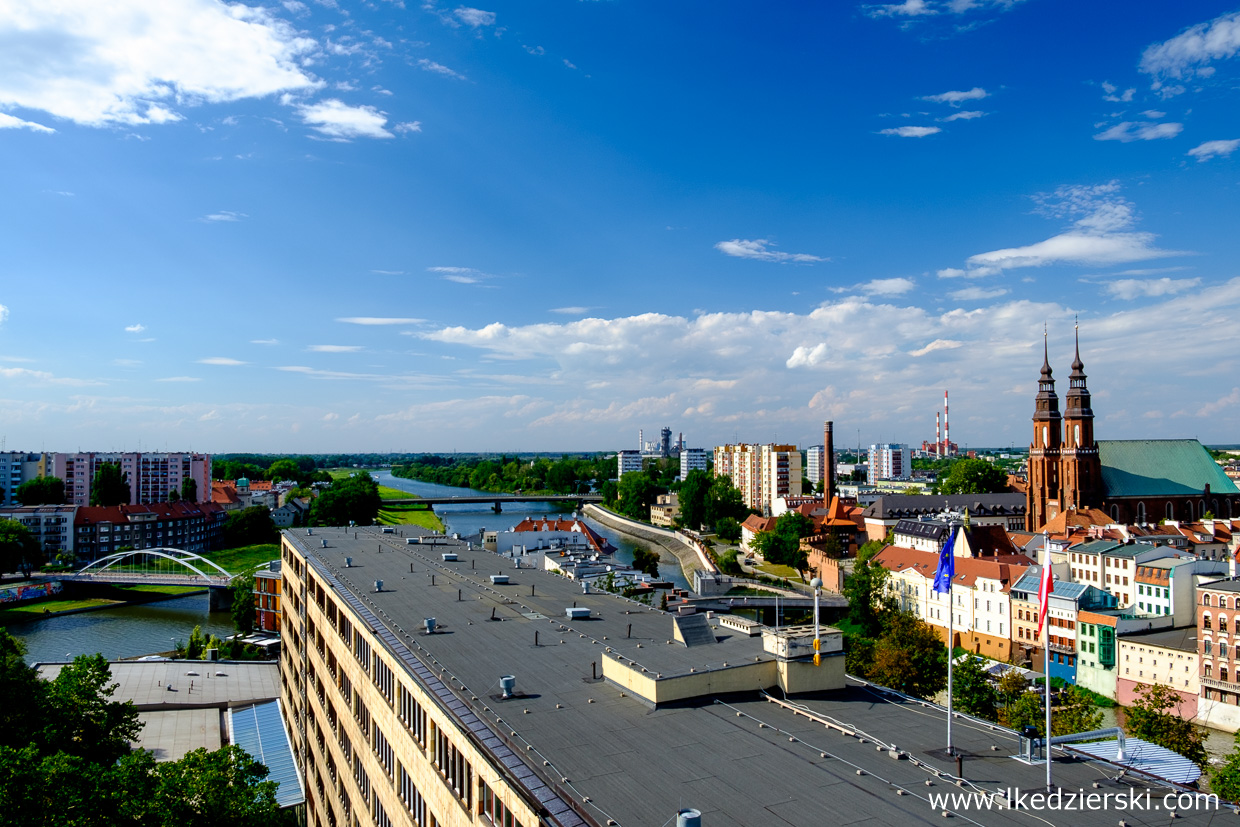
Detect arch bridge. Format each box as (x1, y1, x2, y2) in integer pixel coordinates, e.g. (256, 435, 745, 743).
(69, 548, 237, 594)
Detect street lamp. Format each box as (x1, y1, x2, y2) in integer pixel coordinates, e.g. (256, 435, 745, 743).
(810, 577, 823, 666)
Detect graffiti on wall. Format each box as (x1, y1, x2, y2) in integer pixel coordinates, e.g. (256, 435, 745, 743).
(0, 581, 63, 605)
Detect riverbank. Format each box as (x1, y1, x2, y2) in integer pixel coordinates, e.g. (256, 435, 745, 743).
(583, 504, 713, 586)
(327, 468, 446, 531)
(0, 585, 206, 626)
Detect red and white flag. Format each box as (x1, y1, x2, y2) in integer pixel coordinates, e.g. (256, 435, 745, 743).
(1035, 540, 1054, 638)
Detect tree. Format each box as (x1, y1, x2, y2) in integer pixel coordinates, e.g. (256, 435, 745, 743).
(939, 458, 1009, 496)
(867, 611, 948, 698)
(715, 516, 741, 543)
(181, 477, 198, 503)
(631, 548, 660, 578)
(1000, 691, 1044, 735)
(1212, 734, 1240, 802)
(952, 656, 998, 719)
(704, 476, 749, 526)
(154, 744, 283, 827)
(676, 470, 712, 530)
(841, 541, 892, 637)
(1053, 685, 1103, 736)
(223, 507, 278, 548)
(751, 511, 815, 572)
(265, 459, 301, 483)
(0, 632, 46, 750)
(615, 472, 659, 521)
(231, 575, 255, 634)
(167, 488, 180, 503)
(15, 477, 65, 506)
(41, 654, 142, 766)
(309, 472, 381, 526)
(1126, 683, 1208, 767)
(0, 519, 41, 578)
(90, 463, 130, 507)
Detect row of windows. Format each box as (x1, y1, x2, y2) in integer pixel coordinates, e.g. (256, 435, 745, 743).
(1204, 593, 1239, 608)
(480, 779, 527, 827)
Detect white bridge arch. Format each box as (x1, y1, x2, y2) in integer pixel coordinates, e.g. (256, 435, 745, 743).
(73, 547, 236, 586)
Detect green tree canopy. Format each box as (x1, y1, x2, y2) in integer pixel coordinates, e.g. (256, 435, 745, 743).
(952, 656, 998, 719)
(264, 459, 301, 483)
(1212, 733, 1240, 802)
(676, 469, 712, 530)
(181, 476, 198, 503)
(704, 475, 750, 526)
(939, 458, 1009, 496)
(714, 516, 742, 543)
(615, 471, 661, 521)
(15, 477, 65, 506)
(841, 540, 893, 637)
(90, 463, 131, 507)
(752, 511, 815, 572)
(1126, 683, 1208, 768)
(231, 574, 256, 634)
(0, 519, 42, 578)
(865, 611, 948, 698)
(223, 507, 278, 548)
(309, 472, 381, 526)
(631, 548, 660, 578)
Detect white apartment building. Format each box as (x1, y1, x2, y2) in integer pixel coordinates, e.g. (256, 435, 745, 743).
(616, 450, 643, 478)
(679, 448, 707, 480)
(0, 452, 45, 506)
(868, 443, 910, 484)
(714, 443, 802, 516)
(47, 452, 212, 507)
(805, 445, 824, 490)
(1065, 538, 1187, 609)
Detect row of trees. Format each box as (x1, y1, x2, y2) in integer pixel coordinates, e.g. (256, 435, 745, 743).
(393, 454, 616, 496)
(309, 472, 381, 527)
(0, 631, 288, 825)
(9, 464, 203, 507)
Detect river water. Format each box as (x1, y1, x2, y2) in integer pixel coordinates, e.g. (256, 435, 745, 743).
(10, 470, 686, 665)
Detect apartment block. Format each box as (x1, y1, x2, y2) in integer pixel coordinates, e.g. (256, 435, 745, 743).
(0, 505, 77, 556)
(616, 450, 643, 478)
(867, 444, 910, 484)
(73, 501, 227, 561)
(678, 448, 707, 480)
(714, 443, 802, 516)
(47, 452, 212, 507)
(0, 452, 45, 506)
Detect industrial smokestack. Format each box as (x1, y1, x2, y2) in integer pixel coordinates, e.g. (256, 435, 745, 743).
(944, 390, 950, 457)
(935, 412, 941, 458)
(824, 421, 836, 504)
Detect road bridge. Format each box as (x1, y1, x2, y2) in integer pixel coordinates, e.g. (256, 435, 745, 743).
(64, 548, 238, 608)
(384, 494, 603, 513)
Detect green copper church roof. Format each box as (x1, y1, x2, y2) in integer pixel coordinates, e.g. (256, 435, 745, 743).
(1097, 439, 1239, 498)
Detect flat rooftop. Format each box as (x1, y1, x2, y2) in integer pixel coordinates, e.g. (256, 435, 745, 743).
(291, 527, 1227, 827)
(36, 660, 280, 711)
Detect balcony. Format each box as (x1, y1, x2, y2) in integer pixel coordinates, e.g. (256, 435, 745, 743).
(1048, 642, 1076, 655)
(1201, 676, 1236, 692)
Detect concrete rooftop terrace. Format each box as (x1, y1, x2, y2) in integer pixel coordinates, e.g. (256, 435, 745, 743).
(292, 527, 1227, 827)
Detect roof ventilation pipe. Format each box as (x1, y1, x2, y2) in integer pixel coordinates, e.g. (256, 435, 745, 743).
(374, 580, 383, 593)
(499, 675, 516, 699)
(425, 617, 436, 634)
(344, 557, 352, 567)
(676, 809, 702, 827)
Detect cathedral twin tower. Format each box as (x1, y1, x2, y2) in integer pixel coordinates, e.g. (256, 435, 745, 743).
(1027, 326, 1103, 530)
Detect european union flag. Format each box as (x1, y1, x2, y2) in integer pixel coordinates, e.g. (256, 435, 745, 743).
(932, 525, 959, 595)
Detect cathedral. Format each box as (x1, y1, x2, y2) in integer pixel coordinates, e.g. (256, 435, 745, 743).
(1026, 328, 1240, 531)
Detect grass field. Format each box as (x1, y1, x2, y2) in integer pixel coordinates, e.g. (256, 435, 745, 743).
(378, 504, 444, 531)
(115, 584, 203, 596)
(0, 598, 120, 625)
(753, 560, 804, 581)
(201, 543, 281, 575)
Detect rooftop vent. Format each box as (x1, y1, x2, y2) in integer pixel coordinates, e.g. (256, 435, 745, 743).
(442, 552, 459, 562)
(499, 675, 516, 699)
(566, 607, 591, 620)
(407, 537, 418, 544)
(424, 617, 436, 634)
(344, 557, 352, 567)
(677, 809, 702, 827)
(491, 574, 510, 585)
(374, 580, 384, 593)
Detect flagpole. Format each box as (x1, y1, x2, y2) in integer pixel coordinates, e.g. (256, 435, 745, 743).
(1043, 530, 1053, 793)
(946, 525, 955, 757)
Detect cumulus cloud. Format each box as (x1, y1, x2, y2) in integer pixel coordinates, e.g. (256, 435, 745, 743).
(922, 87, 988, 105)
(0, 0, 320, 128)
(336, 317, 425, 325)
(0, 112, 54, 133)
(786, 343, 830, 368)
(197, 356, 246, 366)
(1094, 121, 1183, 142)
(940, 110, 984, 122)
(454, 7, 496, 27)
(855, 278, 916, 296)
(908, 339, 963, 356)
(1141, 10, 1240, 80)
(1100, 81, 1135, 103)
(879, 125, 941, 138)
(1187, 139, 1240, 161)
(867, 0, 936, 17)
(714, 239, 827, 263)
(298, 99, 394, 140)
(946, 182, 1184, 277)
(950, 286, 1008, 300)
(1102, 277, 1201, 300)
(251, 338, 279, 345)
(124, 324, 145, 333)
(418, 59, 467, 80)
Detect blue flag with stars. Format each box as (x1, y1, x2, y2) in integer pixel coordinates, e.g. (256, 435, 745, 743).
(932, 525, 959, 595)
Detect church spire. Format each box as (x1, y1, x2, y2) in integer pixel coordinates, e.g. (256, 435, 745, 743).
(1035, 324, 1060, 421)
(1065, 318, 1092, 417)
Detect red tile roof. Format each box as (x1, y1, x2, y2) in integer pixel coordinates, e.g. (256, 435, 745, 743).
(874, 544, 1030, 592)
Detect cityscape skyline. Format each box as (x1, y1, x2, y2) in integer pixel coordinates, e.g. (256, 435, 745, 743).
(3, 1, 1240, 452)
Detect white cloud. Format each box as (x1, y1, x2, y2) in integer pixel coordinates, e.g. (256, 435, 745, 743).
(298, 99, 393, 140)
(201, 210, 247, 222)
(1141, 10, 1240, 80)
(418, 59, 467, 80)
(940, 110, 984, 122)
(156, 376, 202, 382)
(908, 339, 963, 356)
(855, 277, 916, 296)
(370, 269, 405, 275)
(714, 239, 827, 263)
(563, 59, 578, 70)
(251, 338, 279, 345)
(0, 112, 54, 133)
(947, 182, 1184, 277)
(950, 286, 1008, 300)
(124, 323, 145, 333)
(786, 343, 829, 368)
(550, 307, 592, 315)
(393, 121, 422, 134)
(1187, 139, 1240, 161)
(1102, 277, 1201, 300)
(1100, 81, 1135, 103)
(308, 344, 364, 352)
(0, 0, 320, 127)
(523, 45, 545, 56)
(429, 266, 495, 284)
(867, 0, 936, 17)
(197, 356, 246, 366)
(879, 125, 941, 138)
(1094, 121, 1183, 142)
(454, 7, 496, 27)
(922, 87, 988, 105)
(1141, 109, 1166, 119)
(336, 317, 425, 325)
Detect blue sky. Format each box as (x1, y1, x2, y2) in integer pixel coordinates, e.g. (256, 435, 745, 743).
(2, 0, 1240, 454)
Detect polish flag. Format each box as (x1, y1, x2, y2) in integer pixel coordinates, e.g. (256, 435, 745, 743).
(1035, 541, 1054, 638)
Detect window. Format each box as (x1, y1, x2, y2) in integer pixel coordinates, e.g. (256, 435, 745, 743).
(479, 779, 523, 827)
(373, 725, 394, 779)
(434, 728, 473, 808)
(399, 763, 434, 827)
(398, 685, 428, 747)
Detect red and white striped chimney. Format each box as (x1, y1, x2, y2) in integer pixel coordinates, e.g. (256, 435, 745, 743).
(943, 390, 950, 456)
(935, 412, 941, 458)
